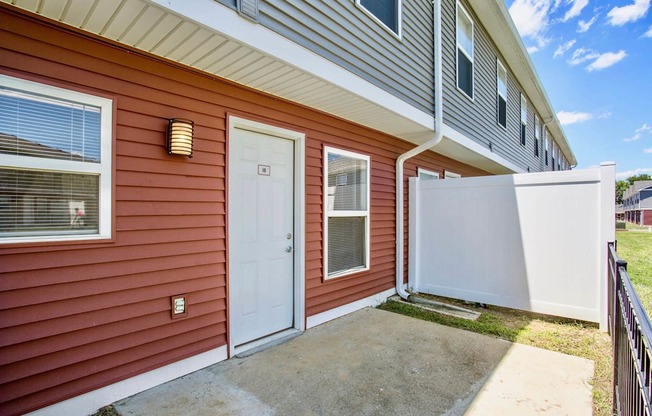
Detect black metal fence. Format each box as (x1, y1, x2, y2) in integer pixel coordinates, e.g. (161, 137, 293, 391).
(608, 241, 652, 416)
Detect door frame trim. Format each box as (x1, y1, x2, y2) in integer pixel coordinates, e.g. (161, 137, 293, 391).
(226, 115, 306, 357)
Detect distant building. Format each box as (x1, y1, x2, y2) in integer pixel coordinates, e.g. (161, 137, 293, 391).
(623, 181, 652, 225)
(616, 204, 625, 221)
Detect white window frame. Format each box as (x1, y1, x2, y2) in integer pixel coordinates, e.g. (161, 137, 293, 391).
(418, 168, 439, 180)
(520, 93, 527, 146)
(456, 1, 474, 100)
(444, 170, 461, 179)
(496, 59, 507, 129)
(355, 0, 403, 38)
(323, 146, 371, 279)
(0, 74, 113, 244)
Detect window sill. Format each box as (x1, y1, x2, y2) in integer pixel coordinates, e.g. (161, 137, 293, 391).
(324, 266, 370, 281)
(0, 234, 114, 250)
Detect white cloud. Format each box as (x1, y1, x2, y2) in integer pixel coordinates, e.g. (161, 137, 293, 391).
(508, 0, 554, 50)
(577, 16, 598, 32)
(623, 123, 652, 141)
(554, 39, 576, 57)
(616, 168, 652, 179)
(644, 148, 652, 154)
(527, 45, 541, 53)
(557, 110, 593, 125)
(607, 0, 650, 26)
(645, 25, 652, 37)
(625, 133, 643, 142)
(568, 48, 600, 65)
(564, 0, 590, 21)
(637, 123, 652, 133)
(586, 50, 627, 71)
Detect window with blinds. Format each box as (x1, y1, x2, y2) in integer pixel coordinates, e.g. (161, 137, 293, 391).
(324, 147, 370, 278)
(0, 74, 112, 243)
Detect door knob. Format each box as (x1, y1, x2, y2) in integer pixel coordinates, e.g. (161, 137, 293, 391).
(285, 246, 293, 253)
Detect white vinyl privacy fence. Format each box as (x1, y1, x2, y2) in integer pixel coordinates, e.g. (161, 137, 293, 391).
(408, 163, 615, 329)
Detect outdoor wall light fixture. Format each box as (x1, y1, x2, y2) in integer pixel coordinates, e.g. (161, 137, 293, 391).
(167, 118, 194, 157)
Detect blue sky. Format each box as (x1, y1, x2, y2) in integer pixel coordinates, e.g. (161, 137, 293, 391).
(505, 0, 652, 179)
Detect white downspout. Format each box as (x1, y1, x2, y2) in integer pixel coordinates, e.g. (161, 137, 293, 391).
(395, 0, 443, 300)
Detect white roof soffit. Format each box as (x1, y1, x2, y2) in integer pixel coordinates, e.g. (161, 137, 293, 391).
(467, 0, 577, 166)
(1, 0, 434, 143)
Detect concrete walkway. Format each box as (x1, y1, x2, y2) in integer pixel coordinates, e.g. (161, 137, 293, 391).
(114, 308, 593, 416)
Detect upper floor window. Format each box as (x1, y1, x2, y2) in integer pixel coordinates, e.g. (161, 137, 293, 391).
(456, 2, 474, 99)
(356, 0, 401, 36)
(534, 115, 540, 157)
(520, 94, 527, 146)
(544, 128, 549, 166)
(324, 147, 370, 278)
(496, 60, 507, 128)
(445, 170, 461, 179)
(418, 168, 439, 180)
(551, 141, 556, 171)
(0, 74, 112, 244)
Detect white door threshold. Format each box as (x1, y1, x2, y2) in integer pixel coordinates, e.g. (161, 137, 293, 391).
(232, 328, 302, 358)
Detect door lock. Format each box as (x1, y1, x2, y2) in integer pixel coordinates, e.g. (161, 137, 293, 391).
(285, 246, 293, 253)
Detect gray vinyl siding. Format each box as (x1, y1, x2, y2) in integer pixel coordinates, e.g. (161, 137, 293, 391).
(441, 0, 543, 172)
(641, 190, 652, 210)
(212, 0, 434, 115)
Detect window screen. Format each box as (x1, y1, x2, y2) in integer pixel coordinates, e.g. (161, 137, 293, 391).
(0, 90, 101, 162)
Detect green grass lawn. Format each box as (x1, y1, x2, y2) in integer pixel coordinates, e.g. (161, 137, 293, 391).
(617, 227, 652, 315)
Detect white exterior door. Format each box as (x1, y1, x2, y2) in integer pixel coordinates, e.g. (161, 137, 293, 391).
(229, 127, 295, 346)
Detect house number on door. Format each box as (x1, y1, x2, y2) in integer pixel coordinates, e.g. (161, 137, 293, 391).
(258, 165, 271, 176)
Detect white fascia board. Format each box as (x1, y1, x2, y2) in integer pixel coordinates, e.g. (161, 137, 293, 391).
(440, 124, 525, 174)
(147, 0, 434, 131)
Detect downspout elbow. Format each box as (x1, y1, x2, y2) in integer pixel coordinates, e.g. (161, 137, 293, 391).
(395, 132, 443, 300)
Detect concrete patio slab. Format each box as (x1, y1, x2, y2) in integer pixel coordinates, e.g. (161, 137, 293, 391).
(114, 308, 593, 416)
(464, 343, 594, 415)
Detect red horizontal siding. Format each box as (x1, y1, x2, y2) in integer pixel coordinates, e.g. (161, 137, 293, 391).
(0, 5, 489, 415)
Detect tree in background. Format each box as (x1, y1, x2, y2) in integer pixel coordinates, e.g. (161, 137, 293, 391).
(616, 174, 652, 204)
